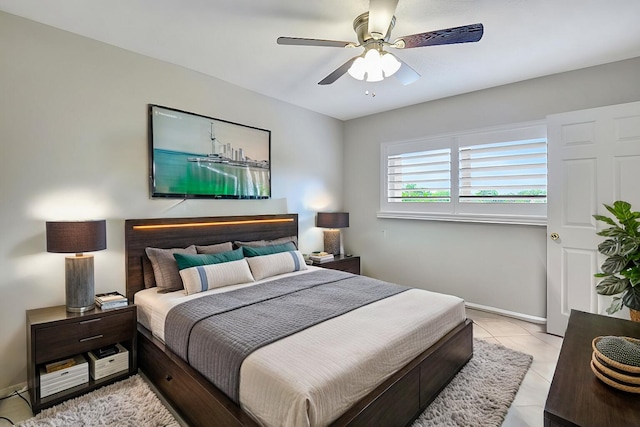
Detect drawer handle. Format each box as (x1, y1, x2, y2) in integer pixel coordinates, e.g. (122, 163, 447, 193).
(79, 334, 103, 342)
(165, 375, 172, 382)
(79, 318, 102, 325)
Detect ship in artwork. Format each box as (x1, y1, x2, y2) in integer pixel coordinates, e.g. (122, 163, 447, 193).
(188, 123, 269, 169)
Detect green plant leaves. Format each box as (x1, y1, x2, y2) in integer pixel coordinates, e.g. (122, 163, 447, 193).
(598, 239, 620, 256)
(622, 285, 640, 311)
(597, 227, 626, 238)
(606, 201, 634, 221)
(602, 255, 629, 274)
(593, 214, 616, 227)
(620, 236, 640, 256)
(595, 201, 640, 314)
(606, 296, 624, 315)
(621, 267, 640, 286)
(596, 276, 630, 295)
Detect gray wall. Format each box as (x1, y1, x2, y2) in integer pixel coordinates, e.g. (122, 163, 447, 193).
(0, 12, 344, 390)
(343, 57, 640, 319)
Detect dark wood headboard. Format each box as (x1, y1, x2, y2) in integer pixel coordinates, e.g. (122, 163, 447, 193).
(124, 214, 298, 301)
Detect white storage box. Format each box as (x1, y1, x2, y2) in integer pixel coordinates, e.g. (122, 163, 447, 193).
(87, 343, 129, 380)
(40, 354, 88, 398)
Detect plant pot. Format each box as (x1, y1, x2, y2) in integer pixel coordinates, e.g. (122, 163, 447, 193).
(630, 309, 640, 322)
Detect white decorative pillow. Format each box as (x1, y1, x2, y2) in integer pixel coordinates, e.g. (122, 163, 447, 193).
(179, 259, 254, 295)
(246, 250, 307, 281)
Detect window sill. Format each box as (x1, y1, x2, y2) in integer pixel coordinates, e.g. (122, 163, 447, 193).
(376, 211, 547, 226)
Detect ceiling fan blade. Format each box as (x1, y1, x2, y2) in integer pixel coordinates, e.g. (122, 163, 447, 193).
(395, 23, 484, 49)
(318, 56, 359, 85)
(394, 59, 421, 85)
(277, 37, 354, 48)
(368, 0, 399, 39)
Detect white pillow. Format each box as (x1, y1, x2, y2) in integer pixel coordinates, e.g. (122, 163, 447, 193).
(246, 250, 307, 281)
(179, 259, 254, 295)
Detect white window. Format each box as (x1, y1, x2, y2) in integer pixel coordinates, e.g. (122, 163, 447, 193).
(379, 121, 547, 225)
(387, 148, 451, 203)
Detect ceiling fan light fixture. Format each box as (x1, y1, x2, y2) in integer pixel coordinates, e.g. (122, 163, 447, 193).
(366, 66, 384, 82)
(347, 56, 367, 80)
(347, 48, 393, 82)
(381, 52, 401, 77)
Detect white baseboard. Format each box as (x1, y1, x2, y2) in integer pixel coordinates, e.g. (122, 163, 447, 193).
(465, 302, 546, 325)
(0, 381, 27, 399)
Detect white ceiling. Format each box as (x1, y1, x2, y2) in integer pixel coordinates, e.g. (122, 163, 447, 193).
(1, 0, 640, 121)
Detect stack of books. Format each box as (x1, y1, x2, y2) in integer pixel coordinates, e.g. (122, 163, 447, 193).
(95, 292, 128, 309)
(309, 252, 334, 263)
(45, 357, 77, 374)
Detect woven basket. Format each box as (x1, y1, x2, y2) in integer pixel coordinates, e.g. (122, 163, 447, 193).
(591, 351, 640, 384)
(591, 336, 640, 393)
(592, 336, 640, 373)
(631, 309, 640, 322)
(591, 357, 640, 393)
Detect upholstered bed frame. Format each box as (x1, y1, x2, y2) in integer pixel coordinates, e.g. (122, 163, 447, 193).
(125, 214, 473, 426)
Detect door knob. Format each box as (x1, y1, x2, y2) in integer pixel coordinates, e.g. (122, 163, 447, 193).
(550, 232, 560, 241)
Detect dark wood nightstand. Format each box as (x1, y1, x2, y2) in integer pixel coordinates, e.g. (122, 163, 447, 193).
(26, 304, 137, 413)
(544, 310, 640, 426)
(313, 255, 360, 275)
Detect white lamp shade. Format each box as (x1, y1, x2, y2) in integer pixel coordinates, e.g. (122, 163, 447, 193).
(348, 56, 367, 80)
(363, 49, 383, 82)
(347, 48, 400, 82)
(381, 52, 401, 77)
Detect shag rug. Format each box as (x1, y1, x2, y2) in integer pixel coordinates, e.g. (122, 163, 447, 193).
(18, 339, 531, 427)
(18, 375, 178, 427)
(413, 338, 533, 427)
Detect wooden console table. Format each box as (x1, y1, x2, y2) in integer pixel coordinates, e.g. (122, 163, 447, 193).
(544, 309, 640, 426)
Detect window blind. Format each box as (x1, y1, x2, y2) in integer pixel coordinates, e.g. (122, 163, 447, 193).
(387, 148, 451, 203)
(459, 138, 547, 204)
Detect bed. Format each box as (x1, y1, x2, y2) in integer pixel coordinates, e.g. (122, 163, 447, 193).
(125, 214, 472, 427)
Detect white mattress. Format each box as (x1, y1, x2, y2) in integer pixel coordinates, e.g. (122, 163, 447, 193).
(135, 267, 466, 427)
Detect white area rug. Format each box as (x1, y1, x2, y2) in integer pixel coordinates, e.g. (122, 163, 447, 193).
(18, 375, 178, 427)
(413, 338, 533, 427)
(18, 339, 531, 427)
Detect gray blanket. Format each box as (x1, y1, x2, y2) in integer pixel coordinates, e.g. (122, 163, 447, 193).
(164, 269, 409, 403)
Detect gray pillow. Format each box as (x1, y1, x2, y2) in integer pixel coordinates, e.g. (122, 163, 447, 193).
(145, 245, 197, 292)
(234, 236, 298, 249)
(195, 241, 233, 254)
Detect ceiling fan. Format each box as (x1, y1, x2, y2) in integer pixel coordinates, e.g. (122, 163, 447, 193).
(277, 0, 483, 86)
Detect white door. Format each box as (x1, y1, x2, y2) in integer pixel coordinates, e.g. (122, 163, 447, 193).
(547, 101, 640, 336)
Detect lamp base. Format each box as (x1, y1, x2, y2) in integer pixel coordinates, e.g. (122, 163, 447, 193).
(323, 229, 341, 256)
(65, 255, 95, 313)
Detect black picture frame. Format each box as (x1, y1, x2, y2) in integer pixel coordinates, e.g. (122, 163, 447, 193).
(148, 104, 271, 199)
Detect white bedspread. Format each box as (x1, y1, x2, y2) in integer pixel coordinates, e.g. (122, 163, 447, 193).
(135, 267, 466, 427)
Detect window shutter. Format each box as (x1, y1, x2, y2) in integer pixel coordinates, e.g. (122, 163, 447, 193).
(459, 138, 547, 204)
(387, 148, 451, 203)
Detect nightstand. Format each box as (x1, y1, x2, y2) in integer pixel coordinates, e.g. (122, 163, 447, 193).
(26, 304, 137, 413)
(313, 255, 360, 275)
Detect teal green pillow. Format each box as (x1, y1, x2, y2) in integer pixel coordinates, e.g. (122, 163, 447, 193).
(174, 248, 244, 270)
(242, 242, 296, 257)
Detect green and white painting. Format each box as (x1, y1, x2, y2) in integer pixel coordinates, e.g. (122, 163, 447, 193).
(149, 105, 270, 199)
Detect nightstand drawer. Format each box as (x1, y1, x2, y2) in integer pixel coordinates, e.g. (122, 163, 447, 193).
(33, 311, 134, 364)
(315, 256, 361, 275)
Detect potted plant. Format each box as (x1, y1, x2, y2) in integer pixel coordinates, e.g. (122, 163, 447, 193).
(594, 201, 640, 319)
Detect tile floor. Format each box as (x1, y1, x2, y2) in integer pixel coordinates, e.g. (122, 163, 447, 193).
(0, 308, 562, 426)
(467, 308, 563, 427)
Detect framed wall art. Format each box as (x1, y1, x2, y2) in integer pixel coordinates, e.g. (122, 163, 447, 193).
(148, 104, 271, 199)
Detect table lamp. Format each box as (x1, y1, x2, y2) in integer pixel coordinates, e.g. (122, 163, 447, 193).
(316, 212, 349, 255)
(46, 220, 107, 312)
